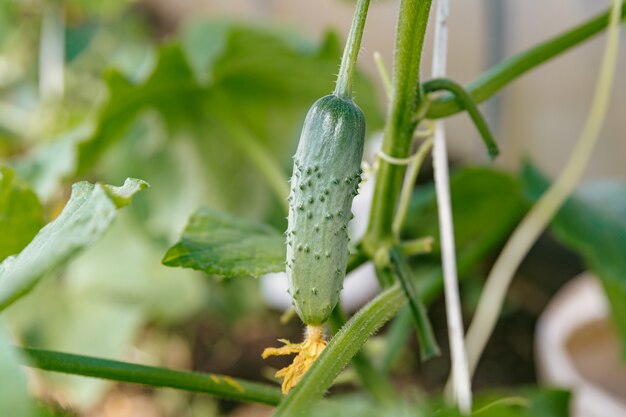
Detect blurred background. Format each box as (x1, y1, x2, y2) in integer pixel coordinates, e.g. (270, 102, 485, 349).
(144, 0, 626, 178)
(1, 0, 625, 416)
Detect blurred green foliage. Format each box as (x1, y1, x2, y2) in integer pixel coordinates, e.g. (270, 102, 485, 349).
(0, 166, 44, 260)
(301, 388, 569, 417)
(0, 177, 147, 311)
(0, 322, 38, 417)
(523, 163, 626, 357)
(0, 1, 384, 412)
(0, 0, 624, 415)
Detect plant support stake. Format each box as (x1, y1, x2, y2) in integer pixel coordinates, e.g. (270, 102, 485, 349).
(430, 0, 472, 413)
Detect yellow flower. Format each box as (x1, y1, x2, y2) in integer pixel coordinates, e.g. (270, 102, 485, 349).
(262, 325, 327, 394)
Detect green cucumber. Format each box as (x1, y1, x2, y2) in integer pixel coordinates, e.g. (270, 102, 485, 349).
(285, 0, 371, 326)
(286, 95, 365, 325)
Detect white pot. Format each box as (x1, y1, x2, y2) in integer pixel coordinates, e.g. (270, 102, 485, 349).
(535, 272, 626, 417)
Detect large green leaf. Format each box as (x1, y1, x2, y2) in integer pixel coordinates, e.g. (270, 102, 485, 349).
(162, 207, 284, 277)
(522, 163, 626, 354)
(0, 167, 44, 262)
(0, 322, 37, 417)
(0, 178, 147, 311)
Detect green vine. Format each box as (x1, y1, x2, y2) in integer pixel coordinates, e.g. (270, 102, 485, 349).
(20, 348, 282, 406)
(422, 78, 498, 158)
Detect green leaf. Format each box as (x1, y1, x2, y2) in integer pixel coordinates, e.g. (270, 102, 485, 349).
(522, 163, 626, 354)
(0, 167, 44, 262)
(162, 207, 285, 277)
(0, 178, 148, 311)
(0, 322, 37, 417)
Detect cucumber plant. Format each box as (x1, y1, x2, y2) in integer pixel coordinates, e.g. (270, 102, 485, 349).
(265, 0, 505, 394)
(2, 0, 624, 416)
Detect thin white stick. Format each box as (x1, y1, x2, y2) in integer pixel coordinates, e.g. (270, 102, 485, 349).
(430, 0, 472, 413)
(462, 0, 623, 379)
(39, 0, 65, 101)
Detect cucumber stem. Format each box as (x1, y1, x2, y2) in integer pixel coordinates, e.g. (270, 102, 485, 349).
(373, 51, 392, 100)
(334, 0, 371, 99)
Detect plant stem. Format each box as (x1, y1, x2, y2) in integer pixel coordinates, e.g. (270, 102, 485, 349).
(364, 0, 433, 252)
(389, 247, 440, 359)
(422, 78, 498, 158)
(328, 307, 399, 404)
(346, 247, 369, 273)
(400, 236, 434, 256)
(460, 0, 623, 381)
(391, 137, 434, 238)
(373, 52, 392, 100)
(19, 347, 282, 406)
(274, 284, 406, 416)
(334, 0, 372, 99)
(426, 3, 626, 119)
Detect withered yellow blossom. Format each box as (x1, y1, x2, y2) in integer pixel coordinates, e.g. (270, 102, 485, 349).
(262, 325, 327, 394)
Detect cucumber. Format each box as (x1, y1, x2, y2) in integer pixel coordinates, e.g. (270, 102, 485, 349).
(286, 94, 365, 325)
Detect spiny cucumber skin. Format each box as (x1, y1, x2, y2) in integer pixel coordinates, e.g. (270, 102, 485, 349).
(286, 94, 365, 325)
